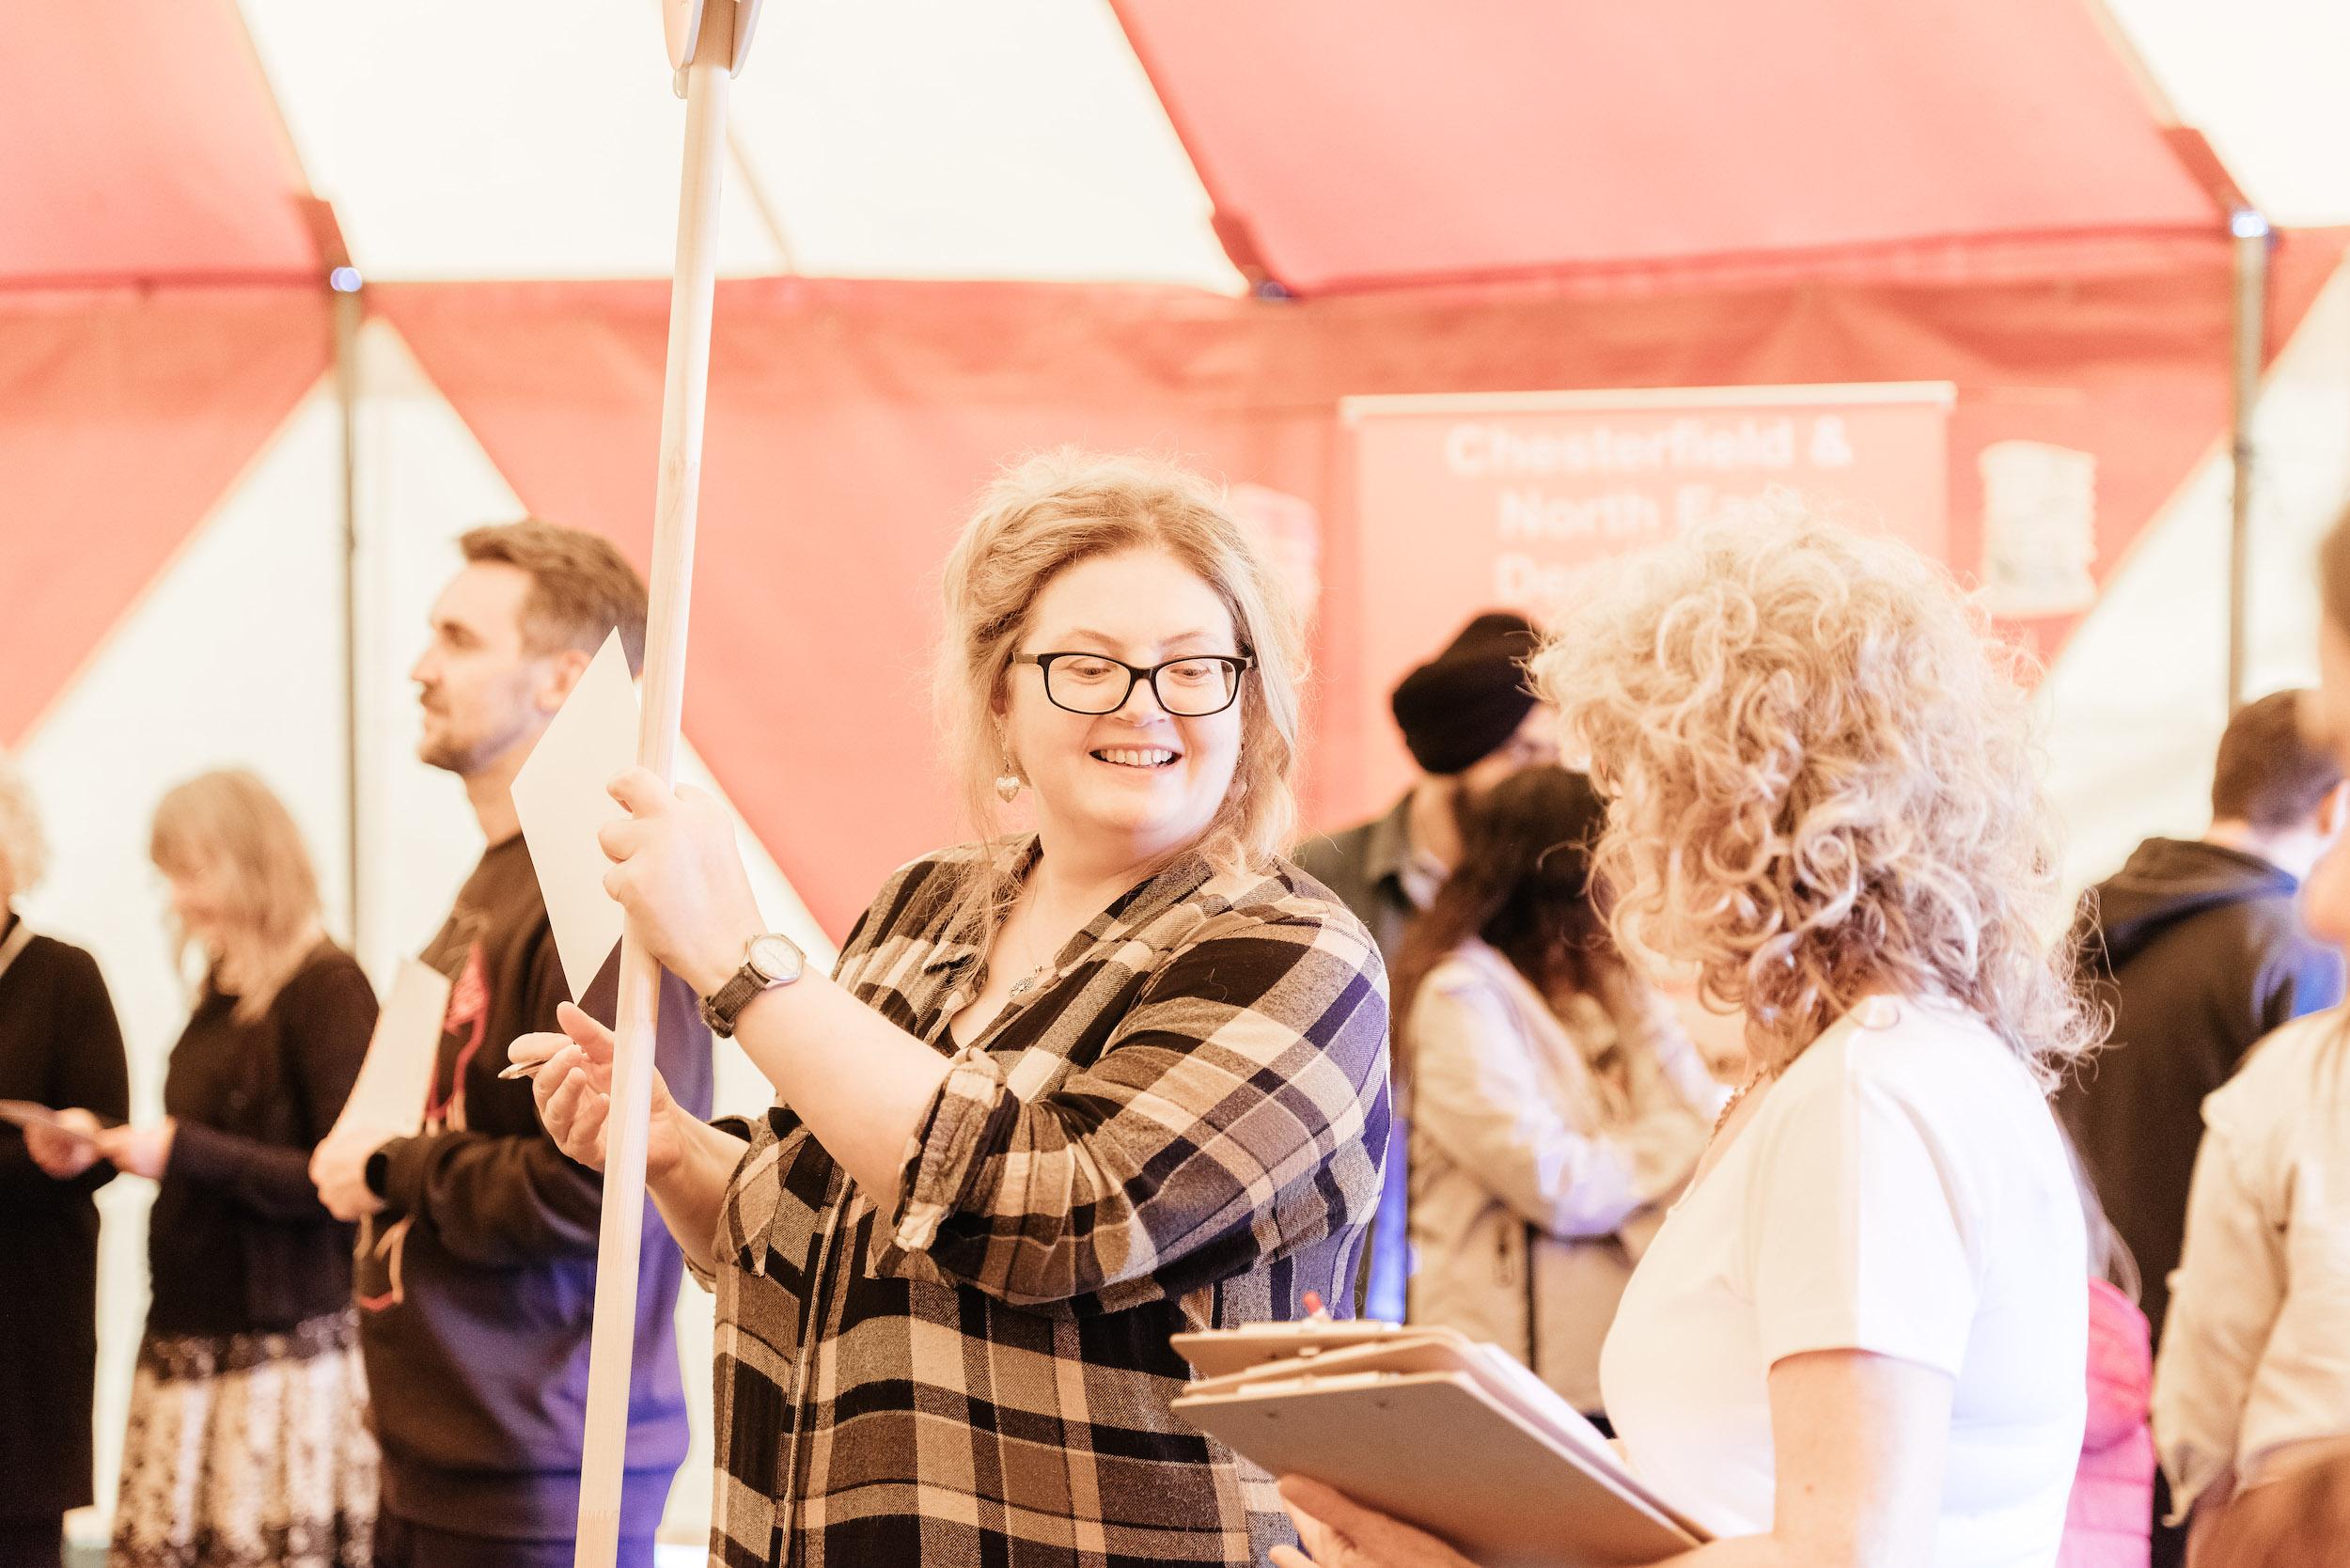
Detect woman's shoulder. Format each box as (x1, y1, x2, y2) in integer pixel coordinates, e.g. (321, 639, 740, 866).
(13, 931, 110, 1001)
(2208, 1006, 2350, 1143)
(1770, 996, 2054, 1150)
(1190, 857, 1382, 964)
(843, 841, 1009, 945)
(1754, 998, 2081, 1276)
(20, 929, 97, 973)
(1407, 938, 1513, 1005)
(273, 942, 376, 1013)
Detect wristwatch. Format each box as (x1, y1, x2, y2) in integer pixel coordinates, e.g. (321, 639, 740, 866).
(699, 932, 807, 1038)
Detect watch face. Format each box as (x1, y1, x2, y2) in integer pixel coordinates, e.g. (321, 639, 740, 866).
(747, 933, 804, 984)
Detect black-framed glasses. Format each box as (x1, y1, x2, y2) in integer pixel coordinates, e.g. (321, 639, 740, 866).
(1011, 651, 1255, 717)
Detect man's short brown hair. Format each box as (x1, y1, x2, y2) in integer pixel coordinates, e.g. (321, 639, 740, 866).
(2213, 688, 2343, 831)
(460, 520, 649, 675)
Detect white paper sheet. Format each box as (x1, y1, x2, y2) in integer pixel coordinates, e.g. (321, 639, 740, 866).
(330, 960, 452, 1142)
(510, 629, 642, 1000)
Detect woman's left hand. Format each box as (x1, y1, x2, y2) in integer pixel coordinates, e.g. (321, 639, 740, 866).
(599, 767, 763, 996)
(1272, 1478, 1479, 1568)
(94, 1118, 175, 1181)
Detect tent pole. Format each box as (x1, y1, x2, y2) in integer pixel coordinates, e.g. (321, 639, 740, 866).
(324, 243, 367, 955)
(574, 3, 755, 1563)
(2227, 207, 2269, 714)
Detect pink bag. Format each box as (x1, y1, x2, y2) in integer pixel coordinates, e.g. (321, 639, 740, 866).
(2060, 1276, 2155, 1568)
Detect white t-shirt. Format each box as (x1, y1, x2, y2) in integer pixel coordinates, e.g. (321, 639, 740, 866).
(1598, 996, 2088, 1568)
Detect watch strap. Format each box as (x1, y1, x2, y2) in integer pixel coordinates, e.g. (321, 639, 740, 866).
(699, 969, 762, 1038)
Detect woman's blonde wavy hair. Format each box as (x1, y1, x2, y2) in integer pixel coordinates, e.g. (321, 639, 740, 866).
(1532, 508, 2096, 1084)
(933, 448, 1308, 949)
(0, 751, 47, 902)
(150, 769, 325, 1022)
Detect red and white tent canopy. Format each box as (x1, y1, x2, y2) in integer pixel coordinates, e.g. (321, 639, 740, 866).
(8, 0, 2350, 1546)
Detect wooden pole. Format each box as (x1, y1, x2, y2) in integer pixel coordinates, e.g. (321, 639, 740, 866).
(2226, 206, 2269, 715)
(334, 277, 364, 957)
(575, 2, 744, 1561)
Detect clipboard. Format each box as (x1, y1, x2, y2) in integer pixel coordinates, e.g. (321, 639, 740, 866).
(1172, 1317, 1414, 1379)
(1183, 1331, 1621, 1471)
(1174, 1368, 1703, 1568)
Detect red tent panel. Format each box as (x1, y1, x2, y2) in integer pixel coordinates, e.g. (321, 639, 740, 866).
(1110, 0, 2223, 294)
(384, 234, 2343, 937)
(4, 1, 317, 288)
(0, 290, 332, 743)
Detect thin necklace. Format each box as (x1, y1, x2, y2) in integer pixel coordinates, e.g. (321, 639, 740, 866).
(1713, 1066, 1773, 1137)
(996, 903, 1061, 1001)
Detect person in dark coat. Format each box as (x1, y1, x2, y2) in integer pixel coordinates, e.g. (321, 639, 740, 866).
(306, 522, 712, 1568)
(0, 755, 131, 1568)
(2060, 688, 2346, 1345)
(46, 770, 381, 1568)
(2059, 688, 2345, 1568)
(1294, 610, 1556, 1319)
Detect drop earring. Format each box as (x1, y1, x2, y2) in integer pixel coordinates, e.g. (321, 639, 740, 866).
(995, 753, 1024, 803)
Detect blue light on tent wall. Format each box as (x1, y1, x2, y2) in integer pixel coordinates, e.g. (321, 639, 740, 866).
(329, 266, 363, 293)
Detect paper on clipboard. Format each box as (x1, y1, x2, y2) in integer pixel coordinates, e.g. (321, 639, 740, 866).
(0, 1099, 104, 1143)
(510, 628, 639, 1000)
(330, 960, 451, 1142)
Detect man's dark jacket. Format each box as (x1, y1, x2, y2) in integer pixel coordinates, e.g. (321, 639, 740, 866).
(2058, 837, 2342, 1340)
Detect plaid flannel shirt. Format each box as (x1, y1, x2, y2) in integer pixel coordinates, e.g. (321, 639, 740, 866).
(703, 839, 1390, 1567)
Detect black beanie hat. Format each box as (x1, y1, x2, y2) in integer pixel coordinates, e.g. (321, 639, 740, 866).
(1389, 611, 1542, 776)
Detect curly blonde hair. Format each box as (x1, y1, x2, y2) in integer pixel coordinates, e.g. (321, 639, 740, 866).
(1533, 510, 2095, 1083)
(934, 448, 1308, 947)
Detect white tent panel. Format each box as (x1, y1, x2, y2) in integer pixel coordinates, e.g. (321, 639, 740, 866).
(2039, 260, 2350, 893)
(2105, 0, 2350, 224)
(238, 0, 790, 280)
(239, 0, 1244, 290)
(728, 0, 1242, 286)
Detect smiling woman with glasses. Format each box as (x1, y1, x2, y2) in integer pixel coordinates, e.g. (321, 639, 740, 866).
(510, 447, 1391, 1568)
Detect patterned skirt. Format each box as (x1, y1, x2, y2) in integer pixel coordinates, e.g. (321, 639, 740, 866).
(110, 1310, 377, 1568)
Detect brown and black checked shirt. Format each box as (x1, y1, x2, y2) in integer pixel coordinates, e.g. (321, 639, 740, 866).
(702, 839, 1390, 1567)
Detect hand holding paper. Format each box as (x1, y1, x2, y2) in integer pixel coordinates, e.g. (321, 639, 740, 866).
(595, 768, 762, 997)
(511, 630, 762, 999)
(311, 1130, 385, 1222)
(311, 959, 452, 1221)
(3, 1101, 105, 1180)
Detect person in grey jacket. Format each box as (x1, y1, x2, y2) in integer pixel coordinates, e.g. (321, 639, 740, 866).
(1389, 767, 1718, 1418)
